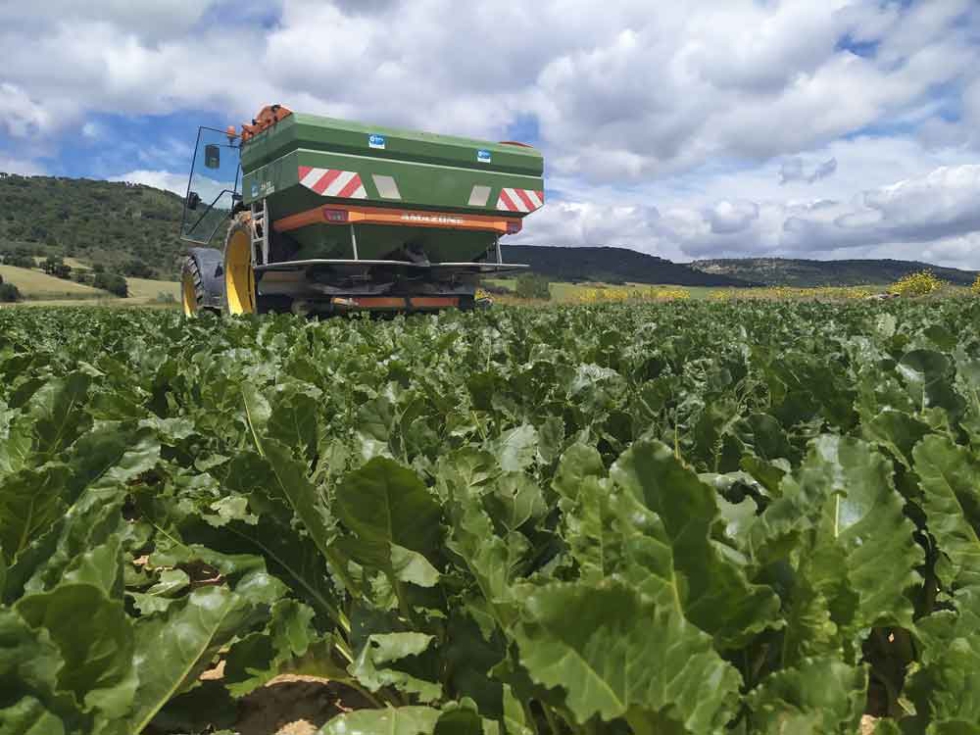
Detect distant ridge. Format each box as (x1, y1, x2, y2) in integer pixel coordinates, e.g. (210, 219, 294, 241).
(693, 257, 978, 287)
(1, 174, 974, 288)
(502, 245, 755, 287)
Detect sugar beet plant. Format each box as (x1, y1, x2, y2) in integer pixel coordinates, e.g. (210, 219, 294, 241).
(1, 300, 979, 734)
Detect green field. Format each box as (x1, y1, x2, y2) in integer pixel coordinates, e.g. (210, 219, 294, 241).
(0, 263, 180, 306)
(0, 264, 107, 300)
(1, 299, 979, 733)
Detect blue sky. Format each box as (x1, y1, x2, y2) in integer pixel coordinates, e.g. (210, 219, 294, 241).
(3, 0, 980, 268)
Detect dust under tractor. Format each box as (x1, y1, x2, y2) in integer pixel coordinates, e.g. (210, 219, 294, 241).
(178, 105, 545, 316)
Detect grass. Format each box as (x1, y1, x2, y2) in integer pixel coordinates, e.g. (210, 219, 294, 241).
(0, 264, 180, 307)
(126, 277, 180, 302)
(0, 264, 107, 300)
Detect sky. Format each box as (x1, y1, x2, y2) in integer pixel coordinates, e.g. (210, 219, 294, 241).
(2, 0, 980, 268)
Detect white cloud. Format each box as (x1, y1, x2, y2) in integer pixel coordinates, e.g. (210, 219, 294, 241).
(109, 169, 187, 195)
(0, 156, 46, 176)
(515, 161, 980, 270)
(2, 0, 980, 267)
(0, 83, 53, 138)
(780, 157, 838, 185)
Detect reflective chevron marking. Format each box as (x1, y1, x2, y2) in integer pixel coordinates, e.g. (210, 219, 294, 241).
(496, 187, 544, 212)
(298, 166, 368, 199)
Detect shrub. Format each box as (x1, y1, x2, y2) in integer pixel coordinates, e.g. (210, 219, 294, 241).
(42, 254, 72, 279)
(2, 253, 35, 269)
(515, 273, 552, 300)
(889, 270, 944, 297)
(972, 274, 980, 296)
(0, 282, 22, 302)
(123, 259, 155, 279)
(93, 271, 128, 298)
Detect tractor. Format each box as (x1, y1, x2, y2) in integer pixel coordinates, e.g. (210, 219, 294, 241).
(179, 105, 544, 316)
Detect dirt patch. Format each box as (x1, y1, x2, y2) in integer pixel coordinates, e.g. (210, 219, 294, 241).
(861, 715, 879, 734)
(235, 676, 372, 735)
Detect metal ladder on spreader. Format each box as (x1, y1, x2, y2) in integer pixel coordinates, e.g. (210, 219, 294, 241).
(250, 199, 269, 266)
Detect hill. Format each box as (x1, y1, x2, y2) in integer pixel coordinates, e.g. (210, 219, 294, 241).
(502, 245, 754, 286)
(0, 173, 185, 278)
(0, 174, 756, 286)
(5, 174, 973, 290)
(692, 257, 979, 287)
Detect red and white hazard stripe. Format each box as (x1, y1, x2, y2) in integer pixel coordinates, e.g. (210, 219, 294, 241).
(496, 188, 544, 213)
(298, 166, 368, 199)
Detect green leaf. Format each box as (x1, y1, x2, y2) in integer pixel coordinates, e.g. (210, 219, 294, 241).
(0, 465, 72, 563)
(0, 607, 67, 713)
(897, 349, 964, 422)
(905, 589, 980, 734)
(802, 436, 924, 641)
(609, 440, 782, 648)
(501, 685, 533, 735)
(223, 599, 316, 697)
(17, 483, 128, 598)
(863, 409, 931, 471)
(217, 516, 342, 621)
(447, 489, 528, 626)
(391, 544, 441, 588)
(336, 458, 442, 577)
(267, 385, 320, 461)
(15, 583, 137, 722)
(913, 435, 980, 592)
(0, 408, 31, 479)
(319, 707, 441, 735)
(552, 443, 604, 501)
(278, 635, 352, 683)
(350, 632, 442, 702)
(746, 657, 867, 735)
(240, 382, 271, 449)
(513, 580, 741, 730)
(146, 569, 190, 598)
(28, 372, 91, 457)
(125, 586, 255, 732)
(483, 473, 546, 533)
(0, 697, 66, 735)
(496, 425, 538, 473)
(227, 441, 340, 578)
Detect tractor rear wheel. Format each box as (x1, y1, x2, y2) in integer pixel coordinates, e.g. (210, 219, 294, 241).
(181, 259, 201, 317)
(223, 215, 257, 316)
(181, 247, 223, 316)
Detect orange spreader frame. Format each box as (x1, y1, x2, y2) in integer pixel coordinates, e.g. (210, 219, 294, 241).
(274, 203, 523, 236)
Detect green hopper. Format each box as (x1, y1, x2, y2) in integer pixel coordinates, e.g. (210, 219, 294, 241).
(179, 104, 544, 316)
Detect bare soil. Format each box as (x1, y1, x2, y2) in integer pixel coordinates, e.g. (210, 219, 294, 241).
(235, 676, 371, 735)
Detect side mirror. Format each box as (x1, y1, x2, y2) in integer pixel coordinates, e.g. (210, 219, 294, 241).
(186, 191, 201, 211)
(204, 144, 220, 169)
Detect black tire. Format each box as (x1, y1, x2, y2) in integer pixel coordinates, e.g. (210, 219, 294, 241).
(181, 247, 223, 316)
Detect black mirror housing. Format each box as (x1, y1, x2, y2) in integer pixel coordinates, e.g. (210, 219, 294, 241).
(204, 144, 220, 169)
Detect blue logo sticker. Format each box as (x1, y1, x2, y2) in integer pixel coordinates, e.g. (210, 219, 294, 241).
(369, 134, 386, 150)
(477, 149, 492, 163)
(250, 182, 259, 198)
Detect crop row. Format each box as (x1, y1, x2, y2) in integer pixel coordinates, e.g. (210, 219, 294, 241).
(1, 300, 979, 734)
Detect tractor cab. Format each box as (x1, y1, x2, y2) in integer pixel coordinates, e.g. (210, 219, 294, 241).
(180, 126, 242, 245)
